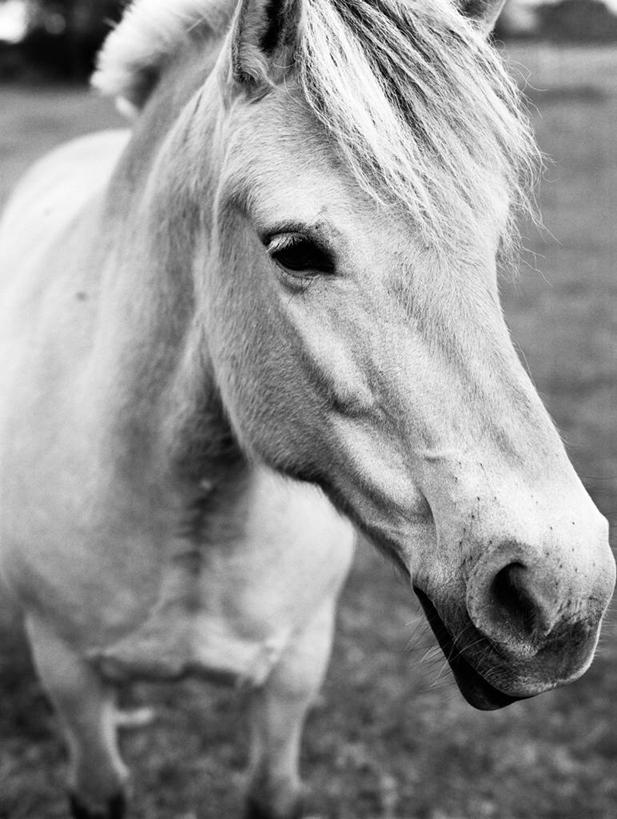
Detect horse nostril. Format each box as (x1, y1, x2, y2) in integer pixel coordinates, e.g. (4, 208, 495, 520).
(490, 563, 537, 638)
(484, 561, 556, 649)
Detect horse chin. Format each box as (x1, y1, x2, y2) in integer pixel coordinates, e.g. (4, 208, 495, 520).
(446, 649, 525, 711)
(413, 587, 527, 712)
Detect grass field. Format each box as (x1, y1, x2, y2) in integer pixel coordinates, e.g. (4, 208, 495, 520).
(1, 43, 617, 819)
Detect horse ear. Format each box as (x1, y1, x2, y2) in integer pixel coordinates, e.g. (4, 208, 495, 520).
(231, 0, 302, 87)
(458, 0, 507, 34)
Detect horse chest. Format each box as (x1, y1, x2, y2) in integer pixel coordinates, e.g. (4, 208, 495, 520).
(90, 472, 355, 688)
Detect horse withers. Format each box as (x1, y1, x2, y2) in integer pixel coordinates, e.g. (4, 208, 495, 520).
(0, 0, 614, 817)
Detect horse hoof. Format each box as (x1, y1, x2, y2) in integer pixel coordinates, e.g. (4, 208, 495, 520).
(69, 792, 126, 819)
(244, 795, 304, 819)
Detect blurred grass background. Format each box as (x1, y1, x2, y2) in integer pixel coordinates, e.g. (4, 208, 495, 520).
(1, 42, 617, 819)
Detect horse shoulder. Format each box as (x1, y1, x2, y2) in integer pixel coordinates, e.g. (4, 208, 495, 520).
(0, 129, 130, 270)
(0, 129, 131, 392)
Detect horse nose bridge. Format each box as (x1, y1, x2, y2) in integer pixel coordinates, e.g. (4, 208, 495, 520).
(465, 535, 615, 659)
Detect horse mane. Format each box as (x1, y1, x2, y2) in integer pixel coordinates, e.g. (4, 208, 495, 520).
(94, 0, 538, 252)
(92, 0, 233, 111)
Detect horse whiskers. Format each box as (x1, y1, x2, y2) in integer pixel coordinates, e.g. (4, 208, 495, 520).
(404, 619, 431, 652)
(419, 646, 443, 665)
(429, 658, 453, 689)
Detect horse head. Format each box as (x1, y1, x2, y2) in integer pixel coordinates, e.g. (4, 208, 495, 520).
(168, 0, 614, 709)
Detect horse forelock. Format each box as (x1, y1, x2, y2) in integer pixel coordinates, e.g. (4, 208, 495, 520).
(298, 0, 539, 254)
(94, 0, 538, 254)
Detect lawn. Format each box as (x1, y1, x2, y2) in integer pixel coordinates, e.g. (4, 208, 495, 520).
(1, 43, 617, 819)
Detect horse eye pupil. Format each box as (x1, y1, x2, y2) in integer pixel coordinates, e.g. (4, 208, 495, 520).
(278, 242, 315, 270)
(269, 237, 335, 275)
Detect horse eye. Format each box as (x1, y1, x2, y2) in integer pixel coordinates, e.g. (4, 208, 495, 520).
(265, 234, 335, 276)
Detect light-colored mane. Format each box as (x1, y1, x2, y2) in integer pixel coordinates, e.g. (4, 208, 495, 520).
(94, 0, 538, 252)
(92, 0, 233, 109)
(298, 0, 538, 253)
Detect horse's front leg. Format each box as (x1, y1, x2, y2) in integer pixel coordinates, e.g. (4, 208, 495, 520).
(25, 616, 129, 819)
(244, 597, 337, 819)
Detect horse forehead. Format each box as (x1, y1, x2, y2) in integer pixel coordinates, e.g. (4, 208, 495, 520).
(226, 97, 507, 240)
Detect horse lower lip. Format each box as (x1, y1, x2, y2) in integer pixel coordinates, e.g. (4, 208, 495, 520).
(413, 587, 526, 711)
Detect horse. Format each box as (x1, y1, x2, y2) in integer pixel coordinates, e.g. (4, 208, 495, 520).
(0, 0, 614, 817)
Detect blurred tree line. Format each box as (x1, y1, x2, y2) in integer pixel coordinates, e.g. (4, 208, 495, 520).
(2, 0, 617, 82)
(536, 0, 617, 40)
(497, 0, 617, 40)
(25, 0, 124, 75)
(0, 0, 124, 79)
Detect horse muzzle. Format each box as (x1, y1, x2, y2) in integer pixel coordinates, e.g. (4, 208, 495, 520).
(414, 565, 612, 711)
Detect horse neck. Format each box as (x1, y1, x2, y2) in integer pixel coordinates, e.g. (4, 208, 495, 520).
(91, 33, 245, 498)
